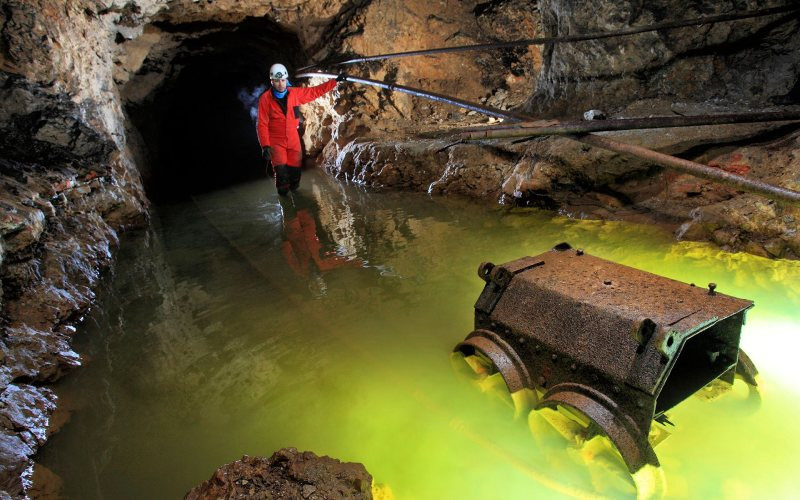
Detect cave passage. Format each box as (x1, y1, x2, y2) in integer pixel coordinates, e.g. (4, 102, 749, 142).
(128, 17, 309, 201)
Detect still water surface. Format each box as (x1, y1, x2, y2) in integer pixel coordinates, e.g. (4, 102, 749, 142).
(39, 170, 800, 499)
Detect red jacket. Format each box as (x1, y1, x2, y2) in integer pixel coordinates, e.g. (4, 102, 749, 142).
(256, 79, 337, 149)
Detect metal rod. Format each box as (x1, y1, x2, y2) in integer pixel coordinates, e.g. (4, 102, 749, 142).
(298, 5, 798, 71)
(297, 72, 800, 207)
(573, 133, 800, 205)
(451, 111, 800, 140)
(296, 72, 529, 121)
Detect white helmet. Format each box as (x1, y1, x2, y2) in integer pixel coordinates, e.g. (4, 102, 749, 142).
(269, 63, 288, 80)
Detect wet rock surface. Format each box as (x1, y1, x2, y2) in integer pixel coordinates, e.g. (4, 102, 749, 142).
(0, 385, 56, 496)
(0, 152, 146, 496)
(185, 449, 373, 500)
(1, 4, 148, 488)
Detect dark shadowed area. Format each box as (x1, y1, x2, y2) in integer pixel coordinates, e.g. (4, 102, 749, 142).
(126, 18, 307, 200)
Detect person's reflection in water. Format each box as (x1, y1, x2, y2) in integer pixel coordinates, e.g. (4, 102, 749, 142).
(277, 192, 362, 284)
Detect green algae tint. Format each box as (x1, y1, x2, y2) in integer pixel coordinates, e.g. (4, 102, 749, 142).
(38, 170, 800, 499)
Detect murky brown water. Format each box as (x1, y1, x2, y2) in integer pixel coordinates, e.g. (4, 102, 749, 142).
(38, 169, 800, 499)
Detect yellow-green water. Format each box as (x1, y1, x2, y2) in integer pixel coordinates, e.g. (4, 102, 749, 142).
(38, 170, 800, 499)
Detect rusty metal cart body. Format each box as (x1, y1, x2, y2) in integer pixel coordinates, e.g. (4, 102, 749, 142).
(455, 243, 757, 473)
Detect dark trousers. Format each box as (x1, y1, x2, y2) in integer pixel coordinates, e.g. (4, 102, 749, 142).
(274, 164, 301, 195)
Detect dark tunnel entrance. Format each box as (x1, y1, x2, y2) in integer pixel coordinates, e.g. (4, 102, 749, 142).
(127, 17, 308, 201)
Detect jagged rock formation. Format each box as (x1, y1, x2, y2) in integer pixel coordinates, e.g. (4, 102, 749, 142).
(0, 0, 799, 497)
(184, 449, 373, 500)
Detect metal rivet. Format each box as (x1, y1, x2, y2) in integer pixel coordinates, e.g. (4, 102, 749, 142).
(538, 376, 547, 387)
(551, 354, 558, 362)
(613, 385, 620, 394)
(518, 337, 526, 344)
(576, 249, 584, 256)
(603, 279, 612, 285)
(708, 283, 717, 296)
(570, 363, 577, 371)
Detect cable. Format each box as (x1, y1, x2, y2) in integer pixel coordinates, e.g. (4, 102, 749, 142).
(296, 71, 800, 207)
(298, 5, 798, 71)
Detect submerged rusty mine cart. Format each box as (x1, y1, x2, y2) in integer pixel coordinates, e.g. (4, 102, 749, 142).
(454, 243, 758, 473)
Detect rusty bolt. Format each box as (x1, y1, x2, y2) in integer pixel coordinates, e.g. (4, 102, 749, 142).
(478, 262, 494, 282)
(603, 279, 612, 286)
(708, 283, 717, 296)
(490, 266, 513, 287)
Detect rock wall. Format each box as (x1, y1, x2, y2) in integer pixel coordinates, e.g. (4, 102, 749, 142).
(1, 1, 148, 495)
(1, 0, 799, 497)
(321, 0, 800, 258)
(530, 0, 800, 115)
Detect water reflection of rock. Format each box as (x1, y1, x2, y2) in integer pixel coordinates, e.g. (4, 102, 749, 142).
(84, 182, 428, 421)
(130, 175, 478, 416)
(308, 172, 483, 280)
(65, 176, 497, 431)
(113, 226, 295, 415)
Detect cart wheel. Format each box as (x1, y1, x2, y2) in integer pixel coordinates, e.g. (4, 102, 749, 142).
(450, 351, 536, 419)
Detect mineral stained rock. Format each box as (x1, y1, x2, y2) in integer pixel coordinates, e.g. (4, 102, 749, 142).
(185, 449, 373, 500)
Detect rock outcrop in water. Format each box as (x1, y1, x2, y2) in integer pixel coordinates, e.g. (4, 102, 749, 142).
(0, 0, 799, 496)
(184, 449, 374, 500)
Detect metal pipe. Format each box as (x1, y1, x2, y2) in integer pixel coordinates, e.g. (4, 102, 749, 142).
(573, 133, 800, 205)
(298, 5, 798, 71)
(297, 72, 800, 207)
(296, 72, 529, 121)
(450, 111, 800, 140)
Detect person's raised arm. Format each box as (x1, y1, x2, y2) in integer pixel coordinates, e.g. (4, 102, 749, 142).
(294, 79, 338, 105)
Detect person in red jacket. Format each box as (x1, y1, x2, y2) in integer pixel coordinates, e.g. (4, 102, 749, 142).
(257, 63, 344, 195)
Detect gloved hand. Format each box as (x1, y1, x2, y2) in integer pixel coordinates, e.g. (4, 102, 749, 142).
(336, 73, 347, 82)
(262, 146, 272, 161)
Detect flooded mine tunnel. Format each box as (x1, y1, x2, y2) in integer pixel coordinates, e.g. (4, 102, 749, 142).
(125, 17, 308, 199)
(1, 1, 800, 499)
